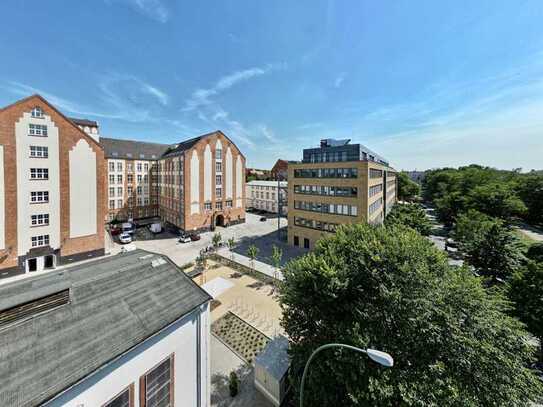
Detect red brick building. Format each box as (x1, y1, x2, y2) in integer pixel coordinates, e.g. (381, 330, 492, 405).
(159, 131, 246, 232)
(0, 95, 106, 279)
(271, 159, 289, 180)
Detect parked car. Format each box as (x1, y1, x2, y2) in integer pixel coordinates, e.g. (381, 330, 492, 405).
(149, 223, 162, 234)
(119, 232, 132, 244)
(178, 235, 191, 243)
(122, 222, 135, 235)
(189, 233, 201, 241)
(259, 217, 267, 222)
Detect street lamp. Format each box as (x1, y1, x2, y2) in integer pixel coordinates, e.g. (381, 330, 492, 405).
(299, 343, 394, 407)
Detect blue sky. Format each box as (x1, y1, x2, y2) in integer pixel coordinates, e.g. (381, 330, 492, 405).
(1, 1, 542, 170)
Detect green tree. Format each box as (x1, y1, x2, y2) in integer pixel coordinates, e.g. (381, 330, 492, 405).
(397, 172, 421, 202)
(454, 211, 524, 283)
(247, 244, 259, 272)
(227, 237, 236, 261)
(384, 203, 432, 236)
(280, 223, 542, 406)
(509, 261, 543, 363)
(468, 182, 527, 220)
(517, 174, 543, 224)
(527, 242, 543, 263)
(270, 244, 283, 287)
(212, 232, 222, 250)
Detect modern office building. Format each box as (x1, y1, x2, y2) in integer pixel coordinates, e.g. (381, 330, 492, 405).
(0, 249, 212, 407)
(246, 180, 288, 215)
(288, 139, 396, 249)
(0, 95, 106, 279)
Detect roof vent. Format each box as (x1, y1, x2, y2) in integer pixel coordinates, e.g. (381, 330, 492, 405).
(127, 153, 133, 158)
(0, 289, 70, 330)
(112, 152, 119, 156)
(151, 258, 167, 268)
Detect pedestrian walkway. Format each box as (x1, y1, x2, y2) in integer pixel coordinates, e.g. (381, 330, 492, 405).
(216, 248, 284, 281)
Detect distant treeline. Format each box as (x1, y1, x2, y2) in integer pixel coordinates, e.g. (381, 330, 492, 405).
(422, 165, 543, 226)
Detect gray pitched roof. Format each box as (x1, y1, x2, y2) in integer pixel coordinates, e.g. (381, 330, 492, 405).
(100, 137, 172, 160)
(69, 117, 98, 127)
(0, 250, 211, 407)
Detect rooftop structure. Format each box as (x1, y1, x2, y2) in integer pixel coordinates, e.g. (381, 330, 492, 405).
(302, 138, 389, 166)
(0, 249, 211, 406)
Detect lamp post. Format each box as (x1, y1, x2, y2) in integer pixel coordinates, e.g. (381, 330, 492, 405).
(299, 343, 393, 407)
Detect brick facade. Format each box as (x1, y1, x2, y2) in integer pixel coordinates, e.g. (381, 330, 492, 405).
(0, 95, 106, 276)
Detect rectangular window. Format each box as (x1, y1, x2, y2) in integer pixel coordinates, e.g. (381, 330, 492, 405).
(216, 201, 223, 210)
(31, 214, 49, 226)
(137, 186, 142, 195)
(117, 162, 123, 172)
(216, 187, 222, 198)
(216, 149, 222, 160)
(31, 234, 49, 247)
(117, 199, 123, 209)
(144, 163, 149, 171)
(127, 163, 133, 172)
(215, 162, 222, 172)
(30, 146, 48, 158)
(30, 168, 48, 180)
(28, 123, 48, 137)
(369, 168, 383, 179)
(109, 174, 115, 184)
(117, 187, 123, 197)
(109, 162, 115, 172)
(102, 385, 133, 407)
(117, 174, 123, 184)
(137, 175, 142, 183)
(109, 187, 115, 197)
(226, 200, 232, 208)
(127, 174, 133, 184)
(215, 175, 222, 185)
(204, 202, 212, 210)
(140, 354, 174, 407)
(137, 163, 142, 172)
(109, 200, 115, 210)
(30, 191, 49, 203)
(31, 107, 44, 118)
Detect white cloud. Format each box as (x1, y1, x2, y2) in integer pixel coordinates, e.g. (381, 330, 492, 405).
(182, 65, 275, 112)
(141, 83, 169, 106)
(107, 0, 170, 23)
(334, 73, 345, 88)
(258, 125, 278, 143)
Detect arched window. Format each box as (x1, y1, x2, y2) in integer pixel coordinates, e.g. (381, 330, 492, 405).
(31, 106, 43, 118)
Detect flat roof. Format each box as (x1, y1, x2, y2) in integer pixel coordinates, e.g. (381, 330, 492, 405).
(0, 250, 211, 407)
(247, 180, 287, 187)
(255, 335, 290, 380)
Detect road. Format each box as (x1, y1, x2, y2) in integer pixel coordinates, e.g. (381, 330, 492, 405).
(423, 205, 464, 266)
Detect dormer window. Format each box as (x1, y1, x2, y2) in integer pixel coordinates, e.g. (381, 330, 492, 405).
(31, 106, 44, 118)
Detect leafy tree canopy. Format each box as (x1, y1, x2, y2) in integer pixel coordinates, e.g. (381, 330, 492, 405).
(509, 261, 543, 362)
(453, 211, 525, 283)
(384, 203, 432, 236)
(397, 172, 421, 202)
(527, 242, 543, 263)
(423, 165, 539, 224)
(280, 223, 542, 406)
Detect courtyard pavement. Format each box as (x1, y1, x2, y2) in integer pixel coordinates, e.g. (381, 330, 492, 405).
(204, 261, 282, 407)
(109, 213, 296, 268)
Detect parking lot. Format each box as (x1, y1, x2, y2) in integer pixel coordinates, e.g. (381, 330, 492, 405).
(108, 213, 292, 267)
